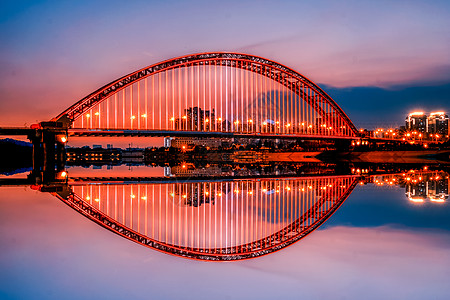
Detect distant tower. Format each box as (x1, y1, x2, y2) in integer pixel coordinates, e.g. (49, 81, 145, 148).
(427, 112, 449, 137)
(405, 112, 427, 133)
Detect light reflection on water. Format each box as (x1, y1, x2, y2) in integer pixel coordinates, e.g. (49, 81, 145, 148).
(1, 165, 450, 299)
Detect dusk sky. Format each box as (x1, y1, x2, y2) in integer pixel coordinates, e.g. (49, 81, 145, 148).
(1, 0, 450, 128)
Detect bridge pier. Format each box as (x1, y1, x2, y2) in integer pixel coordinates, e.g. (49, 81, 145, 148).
(27, 122, 68, 185)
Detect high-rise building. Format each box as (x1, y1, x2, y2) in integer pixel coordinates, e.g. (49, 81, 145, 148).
(405, 112, 427, 132)
(427, 176, 448, 202)
(427, 112, 449, 137)
(184, 107, 215, 131)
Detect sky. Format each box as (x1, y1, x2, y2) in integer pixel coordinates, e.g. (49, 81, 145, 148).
(1, 0, 450, 129)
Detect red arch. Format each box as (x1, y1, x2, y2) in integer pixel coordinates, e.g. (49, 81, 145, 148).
(52, 176, 358, 261)
(53, 52, 358, 136)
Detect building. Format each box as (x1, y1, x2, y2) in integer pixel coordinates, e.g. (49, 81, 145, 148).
(174, 106, 215, 131)
(164, 164, 227, 177)
(164, 137, 232, 149)
(405, 112, 427, 133)
(427, 178, 449, 202)
(405, 180, 428, 202)
(121, 147, 145, 163)
(171, 182, 216, 207)
(65, 146, 121, 165)
(164, 137, 174, 148)
(405, 111, 449, 139)
(427, 112, 449, 137)
(405, 172, 449, 203)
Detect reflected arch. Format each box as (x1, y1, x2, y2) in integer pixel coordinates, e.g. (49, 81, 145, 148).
(52, 176, 358, 260)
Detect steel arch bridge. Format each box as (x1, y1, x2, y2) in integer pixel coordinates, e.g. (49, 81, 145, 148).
(53, 52, 358, 138)
(52, 176, 358, 261)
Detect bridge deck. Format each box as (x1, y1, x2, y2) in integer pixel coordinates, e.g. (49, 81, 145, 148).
(68, 128, 356, 140)
(0, 127, 35, 136)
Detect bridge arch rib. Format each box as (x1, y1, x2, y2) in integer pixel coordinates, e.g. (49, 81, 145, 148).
(53, 176, 358, 260)
(54, 52, 358, 137)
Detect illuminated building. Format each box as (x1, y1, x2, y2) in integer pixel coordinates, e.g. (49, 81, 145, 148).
(172, 107, 215, 131)
(65, 146, 121, 165)
(184, 106, 215, 131)
(164, 137, 174, 148)
(164, 164, 227, 177)
(173, 182, 216, 207)
(427, 112, 449, 137)
(165, 137, 232, 149)
(405, 172, 449, 203)
(405, 112, 427, 133)
(427, 175, 449, 202)
(405, 180, 427, 202)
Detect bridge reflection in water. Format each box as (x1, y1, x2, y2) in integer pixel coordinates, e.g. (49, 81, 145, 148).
(53, 176, 357, 260)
